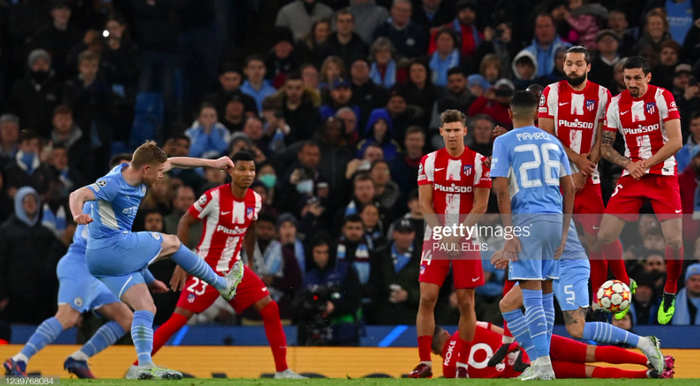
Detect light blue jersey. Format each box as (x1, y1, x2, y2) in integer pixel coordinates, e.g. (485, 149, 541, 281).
(63, 202, 92, 262)
(492, 126, 571, 281)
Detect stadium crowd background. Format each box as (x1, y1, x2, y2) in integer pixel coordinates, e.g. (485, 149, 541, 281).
(1, 0, 700, 346)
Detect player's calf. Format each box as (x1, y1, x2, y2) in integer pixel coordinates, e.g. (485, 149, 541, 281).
(562, 309, 586, 339)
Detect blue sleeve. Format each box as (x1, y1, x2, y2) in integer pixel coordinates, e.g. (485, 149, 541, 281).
(87, 176, 119, 202)
(187, 129, 207, 158)
(559, 143, 572, 176)
(209, 129, 229, 154)
(143, 269, 155, 285)
(490, 138, 510, 178)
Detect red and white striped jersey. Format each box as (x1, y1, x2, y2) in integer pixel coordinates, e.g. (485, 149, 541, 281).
(188, 185, 262, 273)
(604, 85, 680, 176)
(417, 147, 491, 218)
(539, 80, 610, 183)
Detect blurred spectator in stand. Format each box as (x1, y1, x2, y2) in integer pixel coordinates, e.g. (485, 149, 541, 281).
(643, 249, 667, 296)
(588, 30, 621, 90)
(241, 55, 277, 113)
(467, 78, 514, 128)
(373, 0, 427, 60)
(277, 0, 333, 41)
(319, 56, 346, 97)
(479, 54, 502, 85)
(65, 29, 104, 79)
(519, 13, 571, 78)
(386, 188, 424, 243)
(345, 144, 384, 185)
(675, 67, 700, 134)
(31, 0, 83, 82)
(100, 14, 142, 97)
(357, 109, 401, 161)
(300, 64, 322, 103)
(62, 50, 115, 180)
(317, 9, 369, 69)
(164, 185, 201, 249)
(0, 115, 19, 168)
(374, 218, 421, 324)
(50, 105, 93, 179)
(0, 187, 58, 323)
(185, 103, 232, 159)
(535, 46, 567, 85)
(40, 178, 69, 238)
(139, 174, 173, 219)
(266, 27, 302, 89)
(281, 72, 320, 143)
(252, 180, 280, 218)
(428, 0, 482, 71)
(429, 28, 462, 87)
(298, 19, 332, 65)
(477, 21, 520, 79)
(201, 166, 228, 193)
(0, 173, 10, 224)
(360, 203, 385, 250)
(221, 93, 248, 133)
(550, 0, 601, 51)
(611, 59, 627, 95)
(653, 40, 682, 90)
(390, 126, 424, 202)
(278, 213, 307, 276)
(369, 38, 403, 89)
(510, 50, 538, 90)
(678, 143, 700, 245)
(385, 86, 420, 145)
(47, 145, 85, 197)
(672, 263, 700, 325)
(317, 118, 355, 201)
(320, 78, 360, 120)
(206, 64, 258, 119)
(4, 130, 57, 197)
(281, 141, 326, 215)
(430, 68, 473, 132)
(336, 107, 360, 146)
(468, 114, 494, 156)
(243, 116, 273, 160)
(7, 49, 62, 137)
(678, 111, 700, 171)
(258, 98, 288, 155)
(643, 227, 667, 252)
(633, 9, 672, 54)
(629, 272, 660, 325)
(333, 173, 382, 233)
(404, 60, 441, 128)
(467, 74, 489, 99)
(606, 9, 636, 57)
(369, 159, 399, 216)
(350, 58, 390, 130)
(683, 17, 700, 64)
(411, 0, 454, 33)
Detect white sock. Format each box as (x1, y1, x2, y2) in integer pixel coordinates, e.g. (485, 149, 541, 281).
(502, 335, 514, 344)
(12, 353, 29, 364)
(420, 361, 432, 367)
(536, 356, 553, 373)
(457, 362, 468, 368)
(637, 336, 652, 350)
(70, 350, 89, 362)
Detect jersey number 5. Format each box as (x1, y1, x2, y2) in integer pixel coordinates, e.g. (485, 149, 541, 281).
(513, 143, 562, 188)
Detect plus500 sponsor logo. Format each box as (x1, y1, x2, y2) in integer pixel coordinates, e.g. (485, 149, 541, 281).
(434, 184, 472, 193)
(558, 119, 594, 129)
(622, 123, 659, 135)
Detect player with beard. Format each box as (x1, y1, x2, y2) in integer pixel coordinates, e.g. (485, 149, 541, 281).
(538, 46, 632, 316)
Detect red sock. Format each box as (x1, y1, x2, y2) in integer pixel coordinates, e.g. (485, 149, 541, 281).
(259, 301, 288, 372)
(602, 240, 629, 285)
(457, 338, 472, 365)
(592, 366, 649, 379)
(589, 251, 608, 299)
(551, 361, 587, 378)
(664, 246, 684, 294)
(418, 335, 432, 362)
(133, 313, 189, 366)
(594, 346, 647, 366)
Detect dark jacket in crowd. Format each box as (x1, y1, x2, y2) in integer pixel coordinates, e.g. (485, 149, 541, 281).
(31, 24, 83, 81)
(131, 0, 186, 53)
(374, 240, 422, 324)
(7, 72, 62, 137)
(282, 93, 321, 144)
(317, 32, 369, 69)
(4, 153, 57, 195)
(373, 20, 428, 60)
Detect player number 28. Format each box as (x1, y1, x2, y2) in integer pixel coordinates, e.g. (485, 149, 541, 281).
(513, 143, 562, 188)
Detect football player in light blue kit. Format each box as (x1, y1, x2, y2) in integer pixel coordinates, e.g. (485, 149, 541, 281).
(490, 91, 575, 381)
(69, 141, 244, 380)
(3, 154, 171, 379)
(492, 220, 669, 377)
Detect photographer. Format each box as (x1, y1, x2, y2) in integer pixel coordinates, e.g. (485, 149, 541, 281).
(295, 234, 361, 346)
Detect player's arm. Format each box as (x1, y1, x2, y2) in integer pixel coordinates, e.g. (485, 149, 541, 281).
(643, 118, 683, 169)
(600, 129, 631, 167)
(163, 156, 234, 172)
(69, 186, 96, 224)
(558, 174, 575, 259)
(588, 121, 604, 165)
(539, 117, 595, 174)
(492, 177, 513, 228)
(461, 187, 489, 228)
(243, 220, 257, 269)
(419, 184, 442, 231)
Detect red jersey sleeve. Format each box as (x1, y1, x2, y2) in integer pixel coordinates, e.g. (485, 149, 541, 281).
(659, 89, 680, 122)
(603, 96, 620, 132)
(417, 154, 433, 186)
(538, 85, 555, 119)
(251, 190, 263, 221)
(598, 88, 612, 123)
(474, 154, 492, 189)
(189, 189, 215, 220)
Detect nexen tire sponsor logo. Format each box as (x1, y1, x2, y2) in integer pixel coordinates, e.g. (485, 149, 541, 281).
(558, 119, 594, 129)
(216, 224, 246, 235)
(435, 184, 472, 193)
(622, 123, 659, 135)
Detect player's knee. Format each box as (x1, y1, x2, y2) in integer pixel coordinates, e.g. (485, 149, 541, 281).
(457, 295, 475, 313)
(499, 297, 515, 313)
(161, 234, 181, 256)
(597, 232, 615, 247)
(419, 293, 438, 309)
(118, 312, 134, 331)
(55, 306, 80, 329)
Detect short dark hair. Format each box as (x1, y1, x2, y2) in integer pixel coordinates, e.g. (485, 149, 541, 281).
(336, 8, 354, 22)
(447, 67, 465, 78)
(353, 172, 373, 188)
(623, 56, 651, 76)
(690, 110, 700, 121)
(231, 150, 255, 163)
(219, 62, 242, 75)
(199, 102, 217, 114)
(285, 71, 303, 82)
(244, 54, 265, 68)
(565, 45, 591, 65)
(343, 214, 363, 227)
(257, 212, 277, 226)
(440, 109, 467, 127)
(509, 90, 539, 119)
(20, 129, 40, 143)
(407, 188, 419, 202)
(299, 140, 320, 152)
(370, 160, 390, 171)
(171, 134, 190, 144)
(53, 104, 72, 117)
(310, 233, 332, 250)
(109, 153, 133, 168)
(405, 125, 425, 138)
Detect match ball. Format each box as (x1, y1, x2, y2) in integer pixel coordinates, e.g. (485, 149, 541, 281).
(597, 279, 631, 313)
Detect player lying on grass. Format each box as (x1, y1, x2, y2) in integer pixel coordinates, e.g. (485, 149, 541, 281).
(433, 322, 674, 379)
(125, 151, 304, 379)
(3, 155, 166, 379)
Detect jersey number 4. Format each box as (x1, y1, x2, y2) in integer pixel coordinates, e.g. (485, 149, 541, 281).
(514, 143, 562, 188)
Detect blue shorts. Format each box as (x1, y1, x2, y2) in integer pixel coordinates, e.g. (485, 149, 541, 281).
(56, 254, 120, 312)
(553, 259, 591, 311)
(86, 231, 164, 299)
(508, 220, 562, 281)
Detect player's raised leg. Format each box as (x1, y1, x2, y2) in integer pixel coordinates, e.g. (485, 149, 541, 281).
(411, 282, 440, 378)
(658, 217, 683, 324)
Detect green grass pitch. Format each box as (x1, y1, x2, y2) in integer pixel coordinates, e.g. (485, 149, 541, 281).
(59, 379, 698, 386)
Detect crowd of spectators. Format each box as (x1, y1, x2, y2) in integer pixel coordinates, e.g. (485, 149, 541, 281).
(1, 0, 700, 346)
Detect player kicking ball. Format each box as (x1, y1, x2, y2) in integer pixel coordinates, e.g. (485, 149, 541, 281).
(433, 323, 673, 379)
(69, 141, 245, 380)
(125, 151, 304, 379)
(3, 155, 164, 379)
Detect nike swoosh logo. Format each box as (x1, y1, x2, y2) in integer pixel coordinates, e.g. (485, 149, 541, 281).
(592, 226, 600, 229)
(222, 211, 231, 215)
(436, 168, 445, 171)
(621, 111, 630, 115)
(675, 209, 682, 213)
(472, 277, 480, 282)
(559, 102, 569, 106)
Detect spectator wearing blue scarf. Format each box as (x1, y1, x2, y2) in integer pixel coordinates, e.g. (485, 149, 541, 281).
(429, 28, 462, 87)
(520, 13, 571, 77)
(369, 38, 400, 89)
(672, 263, 700, 325)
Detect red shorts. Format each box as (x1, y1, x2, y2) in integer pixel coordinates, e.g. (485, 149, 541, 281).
(419, 249, 484, 289)
(605, 175, 683, 222)
(573, 180, 605, 235)
(549, 334, 588, 363)
(176, 265, 270, 314)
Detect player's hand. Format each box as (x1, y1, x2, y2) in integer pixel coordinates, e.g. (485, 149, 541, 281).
(74, 214, 93, 225)
(443, 235, 462, 257)
(554, 236, 567, 260)
(490, 249, 509, 269)
(170, 265, 188, 291)
(389, 289, 409, 303)
(493, 125, 508, 138)
(504, 236, 521, 261)
(572, 172, 587, 192)
(626, 160, 645, 180)
(323, 301, 335, 318)
(213, 156, 234, 171)
(148, 280, 169, 294)
(574, 153, 595, 176)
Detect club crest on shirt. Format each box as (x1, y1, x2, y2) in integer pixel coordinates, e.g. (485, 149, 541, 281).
(586, 99, 596, 112)
(187, 293, 196, 303)
(463, 165, 472, 176)
(646, 102, 656, 114)
(418, 163, 423, 175)
(247, 207, 254, 220)
(73, 297, 83, 307)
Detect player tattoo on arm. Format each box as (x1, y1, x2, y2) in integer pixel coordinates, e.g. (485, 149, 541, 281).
(562, 308, 587, 326)
(600, 131, 630, 168)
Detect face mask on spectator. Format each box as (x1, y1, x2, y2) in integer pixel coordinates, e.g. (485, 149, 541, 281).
(259, 174, 277, 189)
(296, 179, 314, 194)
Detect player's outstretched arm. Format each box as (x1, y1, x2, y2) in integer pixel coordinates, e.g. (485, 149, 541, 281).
(643, 118, 683, 169)
(163, 156, 234, 172)
(69, 186, 96, 224)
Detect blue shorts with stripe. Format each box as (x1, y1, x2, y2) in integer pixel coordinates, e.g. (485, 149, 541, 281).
(508, 219, 562, 281)
(57, 254, 120, 312)
(553, 258, 591, 311)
